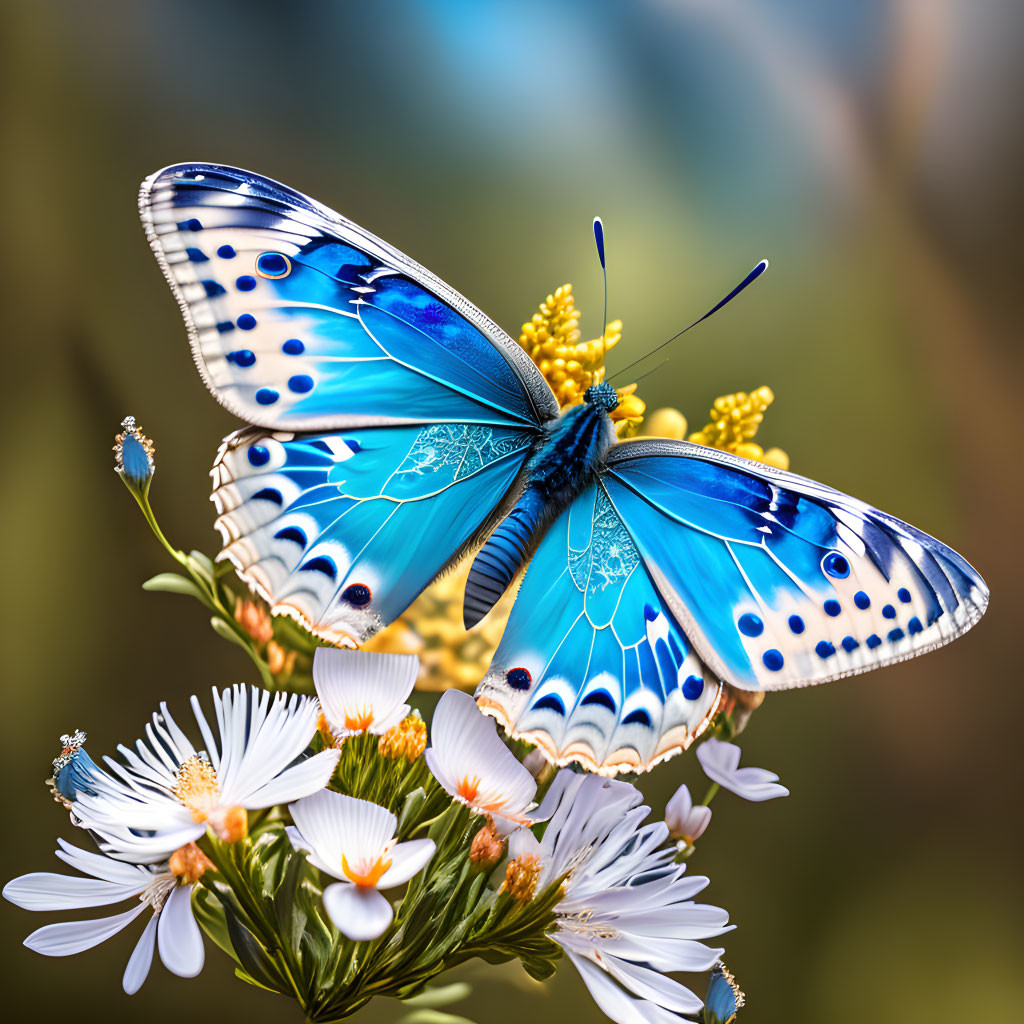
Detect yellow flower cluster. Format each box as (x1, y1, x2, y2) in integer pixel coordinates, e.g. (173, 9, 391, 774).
(686, 386, 790, 470)
(377, 713, 427, 761)
(502, 853, 541, 903)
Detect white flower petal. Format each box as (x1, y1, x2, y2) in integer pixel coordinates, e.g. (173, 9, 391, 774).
(3, 872, 145, 911)
(314, 649, 417, 736)
(157, 883, 204, 978)
(243, 748, 340, 809)
(601, 952, 704, 1015)
(507, 828, 542, 860)
(564, 950, 680, 1024)
(54, 839, 154, 885)
(122, 914, 158, 994)
(378, 839, 435, 889)
(286, 824, 342, 879)
(697, 739, 788, 801)
(24, 901, 147, 956)
(323, 883, 393, 941)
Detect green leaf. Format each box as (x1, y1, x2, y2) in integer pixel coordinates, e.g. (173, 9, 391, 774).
(403, 982, 472, 1009)
(192, 886, 240, 965)
(209, 616, 251, 650)
(222, 902, 290, 995)
(398, 1011, 480, 1024)
(142, 572, 207, 600)
(188, 549, 217, 579)
(397, 787, 427, 836)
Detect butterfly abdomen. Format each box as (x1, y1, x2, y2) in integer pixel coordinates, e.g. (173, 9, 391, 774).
(463, 402, 616, 628)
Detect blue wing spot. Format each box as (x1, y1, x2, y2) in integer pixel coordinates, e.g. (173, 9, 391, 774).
(252, 488, 282, 505)
(866, 634, 882, 649)
(788, 615, 805, 635)
(345, 439, 362, 453)
(643, 604, 658, 622)
(179, 218, 202, 231)
(822, 552, 850, 578)
(274, 526, 307, 546)
(841, 636, 859, 652)
(887, 627, 905, 642)
(882, 604, 897, 619)
(283, 338, 305, 356)
(854, 591, 871, 610)
(824, 599, 842, 617)
(763, 649, 784, 671)
(309, 440, 333, 454)
(738, 613, 764, 637)
(228, 349, 256, 367)
(237, 314, 257, 331)
(581, 690, 616, 711)
(341, 583, 372, 606)
(907, 616, 923, 635)
(815, 641, 836, 659)
(216, 321, 235, 334)
(186, 247, 208, 262)
(256, 252, 291, 278)
(533, 694, 565, 715)
(255, 388, 279, 405)
(898, 588, 912, 604)
(202, 280, 226, 297)
(235, 275, 256, 292)
(682, 675, 705, 700)
(247, 445, 270, 467)
(301, 556, 337, 579)
(506, 667, 532, 691)
(217, 245, 237, 259)
(288, 374, 314, 394)
(622, 708, 652, 727)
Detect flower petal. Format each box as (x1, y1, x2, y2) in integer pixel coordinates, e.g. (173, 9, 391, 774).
(377, 839, 435, 889)
(3, 871, 145, 911)
(23, 901, 148, 956)
(564, 950, 681, 1024)
(157, 883, 204, 978)
(314, 649, 417, 735)
(243, 747, 340, 809)
(697, 739, 788, 802)
(323, 883, 394, 941)
(122, 914, 158, 994)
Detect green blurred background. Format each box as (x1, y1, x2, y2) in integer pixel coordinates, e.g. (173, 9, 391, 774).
(2, 1, 1021, 1021)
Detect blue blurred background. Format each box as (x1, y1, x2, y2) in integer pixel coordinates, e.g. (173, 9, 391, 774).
(2, 1, 1022, 1021)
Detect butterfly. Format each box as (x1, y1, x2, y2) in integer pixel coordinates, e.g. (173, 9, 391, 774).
(140, 162, 988, 776)
(700, 963, 744, 1023)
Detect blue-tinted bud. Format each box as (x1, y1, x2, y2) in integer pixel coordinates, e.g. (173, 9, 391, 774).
(113, 415, 155, 493)
(50, 730, 103, 805)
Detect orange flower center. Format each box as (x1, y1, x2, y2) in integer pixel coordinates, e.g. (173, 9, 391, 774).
(457, 774, 482, 803)
(172, 756, 219, 823)
(341, 852, 392, 888)
(343, 705, 375, 732)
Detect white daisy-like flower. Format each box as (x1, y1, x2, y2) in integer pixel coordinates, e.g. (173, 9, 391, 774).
(71, 685, 340, 860)
(314, 648, 417, 742)
(515, 771, 732, 1024)
(287, 790, 435, 941)
(697, 738, 789, 802)
(3, 838, 204, 994)
(425, 690, 540, 832)
(665, 783, 712, 847)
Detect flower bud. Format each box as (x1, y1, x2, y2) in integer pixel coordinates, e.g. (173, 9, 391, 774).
(207, 805, 248, 843)
(469, 816, 504, 871)
(502, 853, 541, 904)
(169, 842, 214, 884)
(267, 640, 297, 678)
(235, 596, 273, 646)
(378, 712, 427, 761)
(113, 415, 155, 496)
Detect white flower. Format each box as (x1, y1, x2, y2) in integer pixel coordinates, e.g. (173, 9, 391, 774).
(72, 685, 340, 859)
(314, 649, 417, 741)
(665, 783, 712, 845)
(425, 690, 540, 832)
(517, 771, 732, 1024)
(3, 838, 203, 994)
(287, 790, 435, 941)
(697, 739, 789, 802)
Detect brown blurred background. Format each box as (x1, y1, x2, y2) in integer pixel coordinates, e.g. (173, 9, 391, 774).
(2, 1, 1022, 1021)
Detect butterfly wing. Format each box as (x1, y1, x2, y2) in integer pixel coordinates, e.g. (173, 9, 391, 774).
(600, 439, 988, 691)
(140, 163, 557, 431)
(213, 422, 534, 644)
(476, 481, 724, 775)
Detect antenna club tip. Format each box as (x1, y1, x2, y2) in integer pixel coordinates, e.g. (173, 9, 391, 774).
(593, 217, 606, 268)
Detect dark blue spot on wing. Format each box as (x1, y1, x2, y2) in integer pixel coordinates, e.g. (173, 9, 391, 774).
(235, 275, 256, 291)
(247, 445, 269, 467)
(682, 675, 704, 700)
(255, 388, 279, 405)
(237, 314, 257, 331)
(274, 526, 307, 546)
(622, 708, 651, 727)
(533, 694, 565, 715)
(898, 588, 912, 604)
(179, 218, 202, 231)
(283, 338, 305, 355)
(866, 634, 882, 649)
(908, 616, 923, 635)
(888, 627, 905, 642)
(229, 350, 256, 367)
(763, 649, 784, 671)
(309, 440, 333, 454)
(341, 583, 372, 606)
(253, 488, 282, 505)
(788, 615, 805, 635)
(217, 244, 236, 259)
(256, 252, 289, 277)
(824, 599, 842, 617)
(816, 641, 836, 659)
(738, 613, 764, 637)
(345, 439, 362, 453)
(301, 556, 337, 579)
(202, 280, 226, 297)
(288, 374, 314, 394)
(854, 591, 871, 610)
(841, 636, 859, 652)
(581, 690, 616, 711)
(506, 667, 532, 691)
(882, 604, 896, 619)
(644, 604, 658, 622)
(186, 247, 208, 262)
(822, 552, 850, 578)
(216, 321, 235, 334)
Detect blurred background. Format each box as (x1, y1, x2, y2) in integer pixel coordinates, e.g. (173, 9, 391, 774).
(2, 0, 1022, 1020)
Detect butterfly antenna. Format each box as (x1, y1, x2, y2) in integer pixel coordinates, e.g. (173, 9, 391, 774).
(608, 259, 769, 382)
(593, 217, 608, 362)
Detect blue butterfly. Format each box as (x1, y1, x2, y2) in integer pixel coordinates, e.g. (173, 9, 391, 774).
(141, 163, 988, 775)
(700, 963, 744, 1023)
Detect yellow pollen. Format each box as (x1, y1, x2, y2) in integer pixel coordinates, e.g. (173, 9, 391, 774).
(341, 852, 392, 888)
(172, 756, 219, 823)
(378, 715, 427, 761)
(502, 854, 541, 903)
(688, 386, 790, 469)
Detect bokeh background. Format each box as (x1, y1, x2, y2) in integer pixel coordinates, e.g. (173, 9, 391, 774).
(2, 1, 1022, 1021)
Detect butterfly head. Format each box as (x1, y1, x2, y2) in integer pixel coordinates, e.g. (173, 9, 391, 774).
(584, 381, 619, 412)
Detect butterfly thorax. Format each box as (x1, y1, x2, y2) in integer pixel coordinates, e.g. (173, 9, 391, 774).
(463, 386, 618, 628)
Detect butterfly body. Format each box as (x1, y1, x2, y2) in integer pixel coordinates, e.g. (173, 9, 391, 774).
(142, 162, 988, 776)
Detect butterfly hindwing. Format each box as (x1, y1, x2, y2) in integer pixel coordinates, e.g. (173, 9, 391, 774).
(602, 439, 988, 691)
(212, 422, 534, 644)
(141, 163, 557, 431)
(477, 481, 724, 775)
